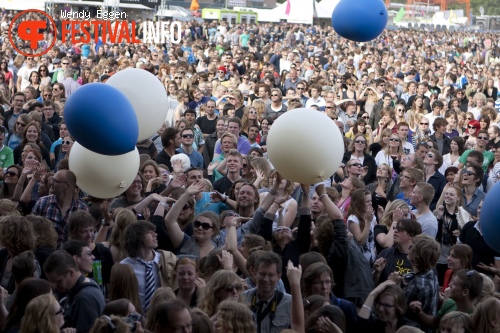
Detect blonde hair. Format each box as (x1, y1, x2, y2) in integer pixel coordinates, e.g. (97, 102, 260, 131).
(199, 270, 242, 317)
(145, 287, 177, 321)
(109, 208, 137, 256)
(380, 199, 409, 228)
(216, 300, 256, 333)
(0, 199, 20, 216)
(19, 294, 59, 333)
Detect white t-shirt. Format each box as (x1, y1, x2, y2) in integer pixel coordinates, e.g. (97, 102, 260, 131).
(347, 214, 377, 265)
(17, 66, 37, 91)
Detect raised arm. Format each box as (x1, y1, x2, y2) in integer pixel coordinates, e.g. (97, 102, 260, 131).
(164, 182, 204, 249)
(287, 261, 305, 333)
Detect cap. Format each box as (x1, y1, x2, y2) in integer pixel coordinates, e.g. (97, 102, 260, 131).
(395, 72, 405, 79)
(217, 66, 227, 74)
(53, 58, 61, 64)
(292, 49, 299, 53)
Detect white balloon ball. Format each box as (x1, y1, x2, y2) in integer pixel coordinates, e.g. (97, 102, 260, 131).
(69, 142, 140, 199)
(106, 68, 168, 141)
(267, 108, 344, 184)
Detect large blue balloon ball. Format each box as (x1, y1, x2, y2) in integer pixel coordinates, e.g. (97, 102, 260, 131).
(481, 182, 500, 253)
(64, 83, 139, 156)
(332, 0, 388, 42)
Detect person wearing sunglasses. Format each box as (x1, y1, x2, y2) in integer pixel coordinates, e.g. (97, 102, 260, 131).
(422, 148, 447, 211)
(342, 133, 377, 184)
(176, 128, 203, 169)
(458, 129, 495, 176)
(164, 181, 221, 260)
(199, 270, 243, 318)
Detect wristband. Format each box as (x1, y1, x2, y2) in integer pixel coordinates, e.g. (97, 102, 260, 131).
(362, 305, 372, 312)
(222, 195, 227, 203)
(159, 201, 168, 208)
(319, 193, 328, 200)
(101, 219, 111, 227)
(269, 189, 278, 195)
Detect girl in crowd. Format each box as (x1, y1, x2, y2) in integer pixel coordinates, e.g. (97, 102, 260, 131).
(198, 270, 243, 318)
(19, 293, 68, 333)
(434, 185, 469, 285)
(347, 189, 377, 266)
(442, 137, 465, 170)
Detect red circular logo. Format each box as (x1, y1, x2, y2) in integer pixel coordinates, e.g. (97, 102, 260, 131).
(9, 9, 57, 57)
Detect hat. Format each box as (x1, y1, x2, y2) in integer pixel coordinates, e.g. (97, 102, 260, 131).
(395, 72, 405, 79)
(322, 86, 332, 91)
(292, 49, 300, 53)
(217, 66, 227, 74)
(52, 58, 61, 64)
(367, 68, 375, 74)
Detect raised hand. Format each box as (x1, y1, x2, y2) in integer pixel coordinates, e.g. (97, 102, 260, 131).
(286, 260, 302, 286)
(185, 181, 205, 196)
(169, 174, 186, 189)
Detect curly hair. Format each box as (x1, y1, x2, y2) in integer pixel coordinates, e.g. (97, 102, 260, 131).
(25, 216, 57, 249)
(0, 216, 35, 257)
(216, 300, 256, 333)
(19, 294, 60, 333)
(380, 199, 410, 229)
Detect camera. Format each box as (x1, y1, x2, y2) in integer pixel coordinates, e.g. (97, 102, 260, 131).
(442, 233, 453, 246)
(122, 313, 142, 332)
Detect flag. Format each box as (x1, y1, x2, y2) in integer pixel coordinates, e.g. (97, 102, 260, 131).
(285, 0, 291, 16)
(394, 7, 405, 23)
(190, 0, 199, 11)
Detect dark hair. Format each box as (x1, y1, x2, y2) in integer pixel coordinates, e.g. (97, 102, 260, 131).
(450, 136, 465, 155)
(103, 299, 132, 317)
(61, 240, 88, 258)
(466, 162, 484, 187)
(397, 219, 422, 237)
(146, 299, 189, 331)
(4, 278, 52, 330)
(43, 250, 79, 277)
(12, 251, 37, 284)
(123, 221, 156, 258)
(454, 270, 483, 300)
(161, 127, 179, 148)
(254, 251, 282, 274)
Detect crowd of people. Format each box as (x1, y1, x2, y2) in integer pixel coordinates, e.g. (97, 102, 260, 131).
(0, 6, 499, 333)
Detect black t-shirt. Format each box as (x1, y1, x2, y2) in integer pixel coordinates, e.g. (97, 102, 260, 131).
(195, 116, 217, 135)
(377, 246, 412, 283)
(213, 175, 235, 195)
(487, 139, 500, 151)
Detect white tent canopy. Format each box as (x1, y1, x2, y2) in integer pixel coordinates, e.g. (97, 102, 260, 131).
(250, 0, 333, 24)
(318, 0, 341, 15)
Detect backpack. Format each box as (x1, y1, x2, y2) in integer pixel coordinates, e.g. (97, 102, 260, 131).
(343, 239, 374, 306)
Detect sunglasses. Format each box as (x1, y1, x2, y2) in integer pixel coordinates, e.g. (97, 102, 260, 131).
(468, 126, 476, 129)
(5, 171, 18, 177)
(182, 204, 191, 210)
(275, 226, 292, 233)
(62, 140, 73, 145)
(349, 163, 362, 167)
(271, 94, 279, 97)
(193, 220, 214, 230)
(62, 62, 69, 65)
(224, 284, 243, 292)
(361, 116, 369, 119)
(462, 170, 476, 176)
(389, 138, 400, 142)
(477, 136, 489, 140)
(426, 153, 434, 158)
(354, 140, 366, 144)
(249, 111, 257, 114)
(182, 134, 194, 139)
(175, 77, 182, 79)
(420, 122, 429, 125)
